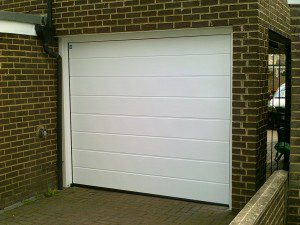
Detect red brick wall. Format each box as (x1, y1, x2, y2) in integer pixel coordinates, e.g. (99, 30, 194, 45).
(231, 170, 288, 225)
(259, 0, 291, 36)
(0, 0, 47, 13)
(288, 5, 300, 225)
(255, 0, 291, 189)
(0, 0, 291, 211)
(0, 33, 57, 209)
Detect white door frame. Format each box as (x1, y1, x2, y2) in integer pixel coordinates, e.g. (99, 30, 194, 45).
(59, 27, 233, 208)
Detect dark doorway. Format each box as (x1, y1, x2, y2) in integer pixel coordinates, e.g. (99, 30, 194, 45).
(267, 30, 291, 177)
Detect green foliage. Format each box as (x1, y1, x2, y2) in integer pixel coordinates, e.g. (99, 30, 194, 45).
(21, 188, 58, 206)
(22, 198, 36, 205)
(22, 192, 43, 205)
(35, 192, 43, 199)
(44, 187, 59, 198)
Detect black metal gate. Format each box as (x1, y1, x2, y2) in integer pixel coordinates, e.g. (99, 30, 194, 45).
(267, 30, 291, 176)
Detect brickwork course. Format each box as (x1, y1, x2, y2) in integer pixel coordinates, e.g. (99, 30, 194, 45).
(0, 0, 292, 212)
(255, 175, 287, 225)
(230, 170, 288, 225)
(0, 34, 57, 209)
(289, 4, 300, 225)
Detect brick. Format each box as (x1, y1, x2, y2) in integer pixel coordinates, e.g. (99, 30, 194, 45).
(0, 0, 291, 214)
(289, 4, 300, 225)
(0, 34, 57, 209)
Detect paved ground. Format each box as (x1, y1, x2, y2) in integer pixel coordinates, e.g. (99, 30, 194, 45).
(0, 187, 235, 225)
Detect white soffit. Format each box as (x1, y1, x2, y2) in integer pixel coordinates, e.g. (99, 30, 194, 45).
(0, 20, 36, 36)
(288, 0, 300, 4)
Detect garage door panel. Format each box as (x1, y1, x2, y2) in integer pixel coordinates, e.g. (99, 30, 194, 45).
(70, 54, 231, 77)
(72, 132, 229, 163)
(71, 97, 230, 120)
(70, 77, 230, 98)
(73, 167, 230, 205)
(73, 150, 229, 183)
(69, 35, 231, 59)
(69, 32, 231, 204)
(72, 114, 230, 142)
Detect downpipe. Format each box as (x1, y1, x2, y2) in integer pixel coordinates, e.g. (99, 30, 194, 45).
(35, 0, 63, 190)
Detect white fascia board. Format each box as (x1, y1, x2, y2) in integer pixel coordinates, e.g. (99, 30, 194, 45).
(288, 0, 300, 4)
(0, 20, 36, 36)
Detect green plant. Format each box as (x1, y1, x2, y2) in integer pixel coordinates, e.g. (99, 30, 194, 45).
(35, 192, 43, 199)
(21, 192, 43, 205)
(44, 187, 59, 198)
(22, 198, 36, 205)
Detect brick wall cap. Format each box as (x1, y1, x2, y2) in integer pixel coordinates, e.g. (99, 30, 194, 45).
(230, 170, 288, 225)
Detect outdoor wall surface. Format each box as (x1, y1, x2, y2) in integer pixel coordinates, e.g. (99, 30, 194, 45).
(0, 0, 291, 211)
(288, 4, 300, 225)
(0, 33, 57, 209)
(256, 0, 291, 189)
(230, 170, 288, 225)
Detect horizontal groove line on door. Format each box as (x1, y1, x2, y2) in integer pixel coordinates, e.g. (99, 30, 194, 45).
(70, 75, 231, 77)
(70, 75, 231, 78)
(72, 131, 230, 143)
(71, 96, 230, 99)
(70, 95, 230, 99)
(72, 148, 229, 164)
(70, 53, 231, 60)
(71, 113, 230, 121)
(69, 33, 231, 44)
(73, 166, 230, 185)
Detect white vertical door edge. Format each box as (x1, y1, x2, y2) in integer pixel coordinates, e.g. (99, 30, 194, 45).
(229, 31, 233, 210)
(59, 37, 73, 187)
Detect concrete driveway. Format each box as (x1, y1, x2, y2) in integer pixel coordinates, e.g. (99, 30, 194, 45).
(0, 187, 235, 225)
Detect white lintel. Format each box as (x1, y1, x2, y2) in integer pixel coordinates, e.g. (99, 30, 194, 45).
(0, 20, 37, 36)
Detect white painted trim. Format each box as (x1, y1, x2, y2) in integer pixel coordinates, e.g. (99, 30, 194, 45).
(229, 31, 233, 210)
(60, 28, 233, 206)
(0, 20, 36, 36)
(60, 27, 232, 43)
(59, 38, 73, 187)
(288, 0, 300, 4)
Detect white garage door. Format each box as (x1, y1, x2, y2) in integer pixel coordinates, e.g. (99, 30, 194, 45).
(69, 30, 231, 205)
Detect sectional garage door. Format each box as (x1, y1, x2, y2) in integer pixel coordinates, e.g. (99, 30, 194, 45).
(68, 30, 232, 205)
